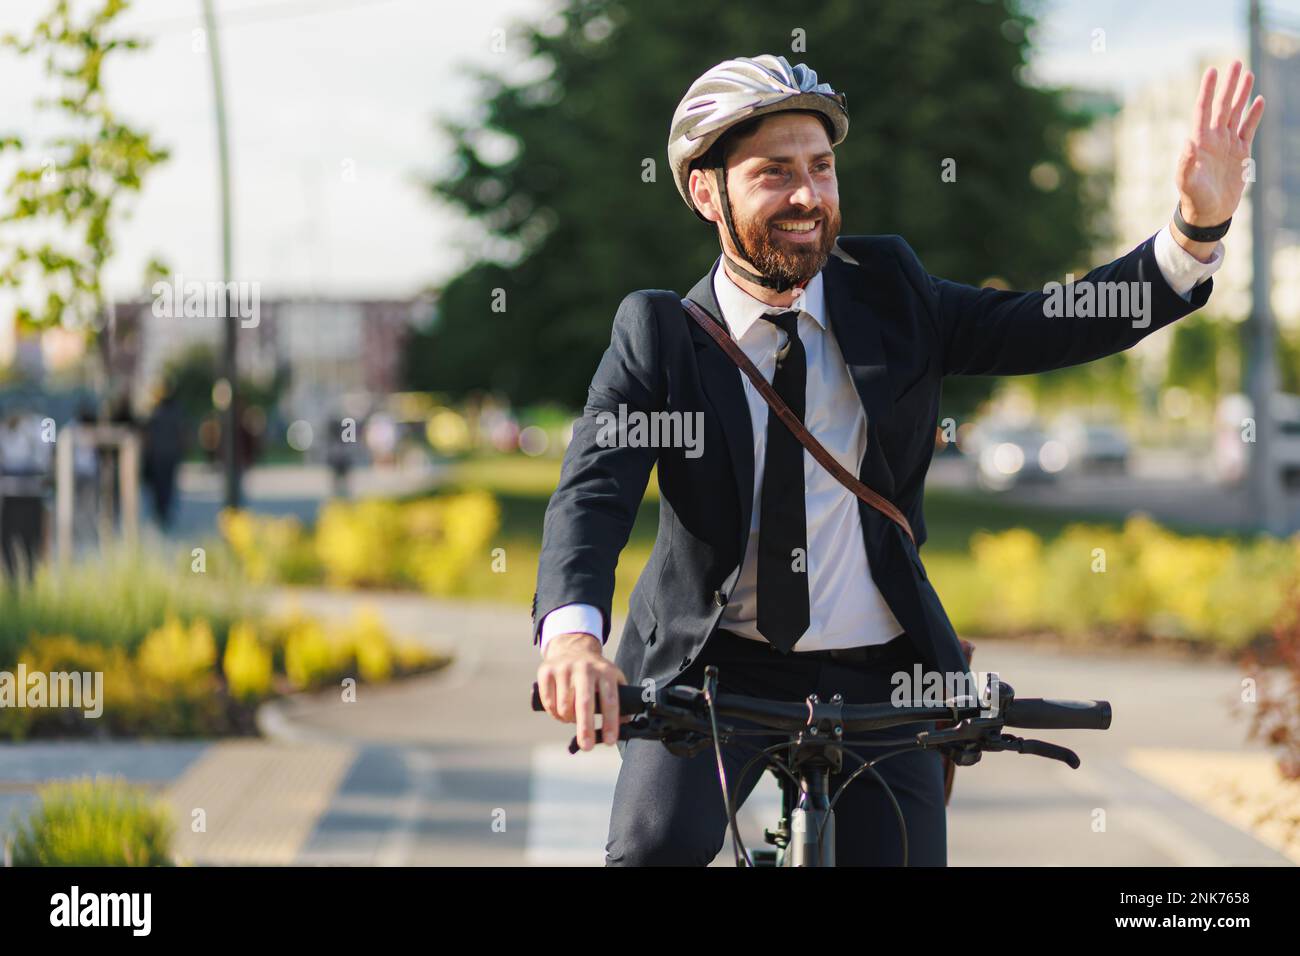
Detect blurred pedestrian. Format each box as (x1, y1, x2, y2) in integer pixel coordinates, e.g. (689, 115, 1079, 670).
(0, 411, 51, 579)
(143, 382, 186, 530)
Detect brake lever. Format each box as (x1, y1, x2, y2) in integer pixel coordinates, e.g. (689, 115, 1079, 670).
(1008, 736, 1081, 769)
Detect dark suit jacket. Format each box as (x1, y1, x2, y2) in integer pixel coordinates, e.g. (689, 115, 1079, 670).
(533, 232, 1212, 693)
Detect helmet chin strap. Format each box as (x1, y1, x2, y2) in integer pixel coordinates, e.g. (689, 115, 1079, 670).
(713, 167, 804, 295)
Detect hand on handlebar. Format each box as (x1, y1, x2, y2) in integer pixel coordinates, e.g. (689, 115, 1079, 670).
(536, 632, 628, 750)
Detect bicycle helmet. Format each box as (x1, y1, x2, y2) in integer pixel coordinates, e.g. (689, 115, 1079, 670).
(668, 54, 849, 292)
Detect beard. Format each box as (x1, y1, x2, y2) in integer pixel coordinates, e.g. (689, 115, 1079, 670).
(730, 202, 841, 287)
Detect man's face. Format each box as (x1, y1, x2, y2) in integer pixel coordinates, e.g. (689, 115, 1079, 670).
(697, 111, 842, 287)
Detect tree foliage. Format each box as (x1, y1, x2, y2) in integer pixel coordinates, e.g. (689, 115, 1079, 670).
(410, 0, 1095, 413)
(0, 0, 169, 338)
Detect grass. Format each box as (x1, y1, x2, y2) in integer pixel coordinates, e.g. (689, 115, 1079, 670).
(9, 776, 174, 866)
(0, 546, 255, 665)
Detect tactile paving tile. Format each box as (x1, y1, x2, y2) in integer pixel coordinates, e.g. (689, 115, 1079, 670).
(164, 741, 355, 865)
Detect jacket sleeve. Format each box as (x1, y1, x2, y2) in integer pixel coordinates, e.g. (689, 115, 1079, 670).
(532, 291, 666, 646)
(892, 232, 1214, 377)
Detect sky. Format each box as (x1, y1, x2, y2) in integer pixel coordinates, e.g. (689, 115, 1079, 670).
(0, 0, 1295, 311)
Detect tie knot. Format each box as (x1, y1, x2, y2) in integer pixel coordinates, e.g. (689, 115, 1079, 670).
(760, 310, 801, 336)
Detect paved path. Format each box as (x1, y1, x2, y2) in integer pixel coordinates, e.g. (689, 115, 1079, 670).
(261, 590, 1297, 866)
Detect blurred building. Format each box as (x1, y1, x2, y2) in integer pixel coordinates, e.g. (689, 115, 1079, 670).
(111, 296, 431, 421)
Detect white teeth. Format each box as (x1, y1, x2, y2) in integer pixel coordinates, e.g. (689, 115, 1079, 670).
(774, 221, 817, 232)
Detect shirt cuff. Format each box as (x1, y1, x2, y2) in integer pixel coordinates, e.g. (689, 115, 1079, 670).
(1153, 223, 1224, 301)
(539, 603, 605, 657)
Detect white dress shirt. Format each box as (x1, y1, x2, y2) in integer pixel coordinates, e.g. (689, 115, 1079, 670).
(540, 226, 1223, 655)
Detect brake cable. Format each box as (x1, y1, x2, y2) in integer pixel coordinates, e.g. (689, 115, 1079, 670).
(821, 746, 914, 867)
(703, 680, 752, 867)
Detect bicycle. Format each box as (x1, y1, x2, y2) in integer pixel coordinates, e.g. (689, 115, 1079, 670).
(530, 666, 1112, 866)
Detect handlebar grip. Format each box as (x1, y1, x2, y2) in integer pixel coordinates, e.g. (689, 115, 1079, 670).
(530, 682, 649, 715)
(1005, 698, 1111, 730)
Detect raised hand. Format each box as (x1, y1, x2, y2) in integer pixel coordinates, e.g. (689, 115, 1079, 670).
(1176, 60, 1266, 229)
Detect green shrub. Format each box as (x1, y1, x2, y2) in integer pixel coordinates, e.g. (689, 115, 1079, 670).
(9, 776, 174, 866)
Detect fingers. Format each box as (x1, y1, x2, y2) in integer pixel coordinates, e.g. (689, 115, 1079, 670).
(553, 664, 574, 722)
(573, 669, 596, 751)
(537, 655, 627, 749)
(1239, 95, 1266, 145)
(1212, 61, 1242, 129)
(1226, 68, 1254, 132)
(598, 673, 620, 746)
(537, 669, 557, 719)
(1194, 66, 1216, 132)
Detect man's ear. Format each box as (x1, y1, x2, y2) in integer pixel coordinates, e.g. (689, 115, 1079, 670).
(688, 167, 722, 224)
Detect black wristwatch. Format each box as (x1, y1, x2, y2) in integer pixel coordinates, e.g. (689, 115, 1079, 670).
(1173, 201, 1231, 242)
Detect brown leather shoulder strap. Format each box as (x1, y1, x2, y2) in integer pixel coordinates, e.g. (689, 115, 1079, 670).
(682, 296, 916, 546)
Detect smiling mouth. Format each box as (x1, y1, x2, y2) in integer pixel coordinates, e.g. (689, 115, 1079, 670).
(771, 218, 821, 238)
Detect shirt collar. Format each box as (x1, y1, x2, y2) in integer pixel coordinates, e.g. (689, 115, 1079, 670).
(712, 260, 828, 342)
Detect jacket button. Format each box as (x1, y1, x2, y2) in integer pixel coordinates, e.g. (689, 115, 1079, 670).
(713, 589, 727, 607)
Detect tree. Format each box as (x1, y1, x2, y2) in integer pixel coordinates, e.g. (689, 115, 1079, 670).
(0, 0, 169, 413)
(410, 0, 1096, 416)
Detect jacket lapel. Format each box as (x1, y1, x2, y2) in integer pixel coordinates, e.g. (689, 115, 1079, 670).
(685, 259, 755, 557)
(823, 253, 898, 498)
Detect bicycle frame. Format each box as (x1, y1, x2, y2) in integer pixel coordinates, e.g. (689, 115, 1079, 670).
(776, 758, 836, 867)
(747, 691, 852, 867)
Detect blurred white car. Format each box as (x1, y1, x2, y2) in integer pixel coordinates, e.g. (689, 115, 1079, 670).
(965, 422, 1070, 492)
(1052, 420, 1130, 474)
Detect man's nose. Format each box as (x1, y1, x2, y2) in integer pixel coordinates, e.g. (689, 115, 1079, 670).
(787, 171, 821, 209)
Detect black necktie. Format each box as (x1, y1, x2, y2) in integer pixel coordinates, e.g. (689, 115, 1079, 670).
(756, 310, 810, 652)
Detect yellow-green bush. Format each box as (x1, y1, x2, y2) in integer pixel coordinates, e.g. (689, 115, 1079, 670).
(222, 492, 501, 597)
(218, 510, 318, 585)
(282, 616, 351, 690)
(346, 607, 393, 683)
(969, 528, 1044, 632)
(13, 631, 227, 738)
(10, 776, 174, 866)
(136, 616, 216, 687)
(0, 636, 128, 740)
(222, 622, 273, 702)
(314, 499, 407, 588)
(404, 491, 501, 594)
(393, 639, 443, 672)
(937, 517, 1299, 647)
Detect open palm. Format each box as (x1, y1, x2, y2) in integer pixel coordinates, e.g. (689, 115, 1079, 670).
(1176, 61, 1266, 226)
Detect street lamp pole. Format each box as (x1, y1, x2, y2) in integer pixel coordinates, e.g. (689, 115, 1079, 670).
(201, 0, 241, 509)
(1246, 0, 1285, 534)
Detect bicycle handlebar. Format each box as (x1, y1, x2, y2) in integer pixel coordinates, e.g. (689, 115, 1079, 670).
(530, 682, 645, 715)
(529, 681, 1111, 733)
(1004, 697, 1111, 730)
